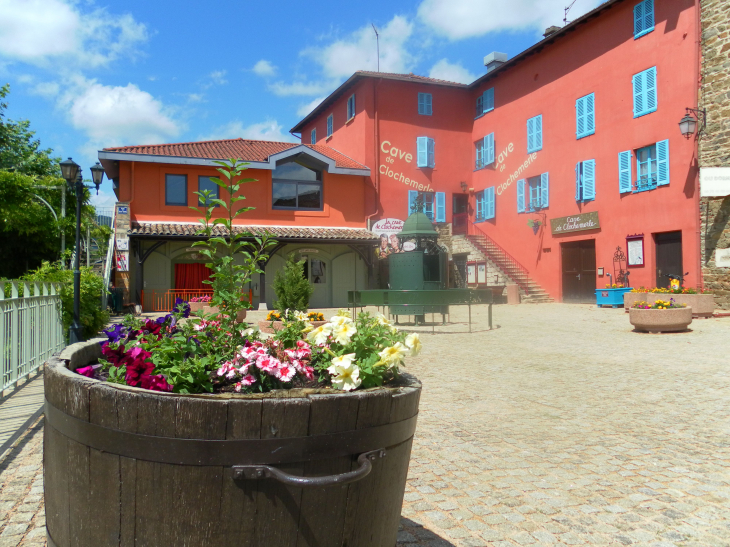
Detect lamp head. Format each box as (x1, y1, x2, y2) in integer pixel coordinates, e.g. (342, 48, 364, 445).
(90, 162, 105, 194)
(59, 157, 80, 183)
(679, 112, 697, 139)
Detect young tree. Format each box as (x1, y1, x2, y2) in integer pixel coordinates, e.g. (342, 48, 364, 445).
(272, 253, 314, 314)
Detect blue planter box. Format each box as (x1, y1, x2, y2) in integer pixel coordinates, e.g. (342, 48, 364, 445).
(595, 287, 633, 308)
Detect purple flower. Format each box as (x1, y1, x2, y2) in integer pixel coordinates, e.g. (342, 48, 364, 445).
(172, 298, 191, 318)
(103, 324, 127, 343)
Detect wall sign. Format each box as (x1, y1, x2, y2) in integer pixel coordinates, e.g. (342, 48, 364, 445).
(626, 234, 644, 267)
(116, 252, 129, 272)
(477, 263, 486, 284)
(466, 263, 476, 284)
(298, 248, 319, 254)
(550, 212, 600, 235)
(700, 167, 730, 197)
(716, 248, 730, 268)
(117, 206, 129, 215)
(116, 238, 129, 251)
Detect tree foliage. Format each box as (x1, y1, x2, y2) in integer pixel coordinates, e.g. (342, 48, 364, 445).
(272, 253, 314, 313)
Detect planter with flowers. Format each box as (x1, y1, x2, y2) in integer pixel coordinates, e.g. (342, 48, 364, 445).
(595, 284, 633, 308)
(188, 294, 212, 313)
(629, 299, 693, 333)
(44, 160, 422, 547)
(624, 287, 715, 317)
(259, 310, 326, 333)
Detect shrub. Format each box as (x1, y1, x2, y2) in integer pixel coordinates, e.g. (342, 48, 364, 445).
(272, 253, 313, 314)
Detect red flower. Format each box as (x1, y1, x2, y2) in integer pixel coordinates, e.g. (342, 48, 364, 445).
(141, 374, 173, 392)
(101, 343, 128, 367)
(124, 348, 155, 387)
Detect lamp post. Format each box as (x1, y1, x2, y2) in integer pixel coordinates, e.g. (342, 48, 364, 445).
(59, 158, 105, 343)
(679, 107, 706, 139)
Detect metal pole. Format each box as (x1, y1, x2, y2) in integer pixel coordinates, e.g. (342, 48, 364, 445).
(86, 225, 90, 268)
(61, 185, 66, 265)
(69, 179, 84, 343)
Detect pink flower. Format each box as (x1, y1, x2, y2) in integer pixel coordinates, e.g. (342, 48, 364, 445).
(240, 374, 256, 386)
(238, 363, 250, 376)
(256, 356, 280, 375)
(76, 365, 98, 378)
(234, 382, 243, 393)
(303, 366, 315, 381)
(142, 374, 173, 392)
(276, 363, 296, 383)
(125, 356, 154, 387)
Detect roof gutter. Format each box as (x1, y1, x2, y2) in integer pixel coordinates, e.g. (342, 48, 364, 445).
(366, 77, 382, 229)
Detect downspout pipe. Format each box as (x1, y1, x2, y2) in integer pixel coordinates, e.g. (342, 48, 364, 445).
(694, 0, 703, 289)
(366, 78, 382, 229)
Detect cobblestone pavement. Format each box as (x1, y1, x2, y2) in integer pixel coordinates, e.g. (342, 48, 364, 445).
(399, 304, 730, 546)
(1, 304, 729, 546)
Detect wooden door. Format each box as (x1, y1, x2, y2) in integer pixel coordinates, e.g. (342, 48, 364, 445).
(561, 240, 596, 303)
(655, 231, 682, 288)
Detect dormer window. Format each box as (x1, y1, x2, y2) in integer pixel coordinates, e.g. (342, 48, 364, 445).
(272, 160, 323, 210)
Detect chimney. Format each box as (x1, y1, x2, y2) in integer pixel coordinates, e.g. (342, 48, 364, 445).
(543, 25, 561, 38)
(483, 52, 508, 73)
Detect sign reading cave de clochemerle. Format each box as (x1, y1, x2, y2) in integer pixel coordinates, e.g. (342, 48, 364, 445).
(550, 212, 600, 235)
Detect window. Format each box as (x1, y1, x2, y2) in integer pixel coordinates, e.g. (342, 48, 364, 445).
(575, 160, 596, 202)
(633, 67, 657, 118)
(517, 173, 549, 212)
(418, 93, 432, 115)
(310, 128, 316, 144)
(327, 114, 333, 137)
(576, 93, 595, 139)
(347, 94, 355, 120)
(618, 139, 669, 193)
(165, 174, 187, 206)
(475, 88, 494, 117)
(272, 161, 323, 210)
(408, 190, 445, 222)
(416, 137, 435, 168)
(476, 187, 495, 222)
(633, 0, 654, 39)
(527, 115, 543, 153)
(198, 176, 219, 206)
(475, 133, 495, 170)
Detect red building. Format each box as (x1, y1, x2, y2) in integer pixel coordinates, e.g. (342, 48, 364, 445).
(292, 0, 700, 303)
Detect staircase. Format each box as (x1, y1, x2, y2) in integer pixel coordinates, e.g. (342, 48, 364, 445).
(464, 227, 553, 304)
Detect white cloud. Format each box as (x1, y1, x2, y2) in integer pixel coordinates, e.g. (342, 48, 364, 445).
(304, 16, 415, 79)
(199, 120, 297, 143)
(428, 59, 477, 84)
(31, 81, 61, 98)
(207, 70, 228, 86)
(62, 78, 181, 154)
(297, 96, 326, 117)
(89, 187, 118, 209)
(417, 0, 602, 40)
(252, 60, 276, 77)
(0, 0, 148, 67)
(187, 93, 205, 103)
(269, 80, 333, 97)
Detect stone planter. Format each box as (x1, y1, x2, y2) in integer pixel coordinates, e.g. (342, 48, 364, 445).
(188, 301, 205, 313)
(258, 320, 327, 334)
(629, 307, 693, 333)
(203, 305, 247, 322)
(624, 293, 715, 317)
(44, 341, 421, 547)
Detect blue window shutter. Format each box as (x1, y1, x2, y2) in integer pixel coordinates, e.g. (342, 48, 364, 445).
(634, 1, 644, 37)
(408, 190, 418, 215)
(527, 118, 534, 152)
(475, 142, 482, 169)
(632, 72, 644, 117)
(540, 172, 549, 208)
(476, 190, 484, 220)
(427, 138, 435, 168)
(643, 0, 655, 35)
(645, 67, 657, 114)
(486, 186, 495, 219)
(585, 93, 595, 135)
(619, 150, 632, 193)
(327, 115, 333, 136)
(535, 115, 543, 151)
(635, 0, 654, 38)
(417, 137, 427, 167)
(517, 179, 526, 213)
(476, 95, 483, 117)
(575, 162, 582, 201)
(576, 96, 585, 138)
(435, 192, 446, 222)
(426, 93, 432, 115)
(656, 139, 670, 186)
(485, 133, 495, 165)
(311, 128, 316, 144)
(418, 93, 425, 114)
(484, 88, 494, 112)
(583, 159, 596, 201)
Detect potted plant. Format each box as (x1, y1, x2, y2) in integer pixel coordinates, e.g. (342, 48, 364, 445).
(624, 287, 715, 317)
(44, 159, 423, 547)
(259, 309, 327, 334)
(188, 294, 211, 313)
(629, 298, 693, 333)
(595, 283, 633, 308)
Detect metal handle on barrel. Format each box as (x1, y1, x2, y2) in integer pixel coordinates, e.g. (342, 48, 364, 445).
(232, 449, 386, 488)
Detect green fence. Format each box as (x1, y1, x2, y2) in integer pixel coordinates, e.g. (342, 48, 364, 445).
(0, 281, 63, 392)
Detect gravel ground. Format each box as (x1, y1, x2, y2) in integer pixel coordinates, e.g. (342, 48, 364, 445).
(1, 303, 729, 546)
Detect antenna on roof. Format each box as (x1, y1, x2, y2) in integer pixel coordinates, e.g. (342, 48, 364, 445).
(372, 23, 380, 72)
(564, 0, 578, 25)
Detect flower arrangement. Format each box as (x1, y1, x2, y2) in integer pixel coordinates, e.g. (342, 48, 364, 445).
(190, 295, 212, 302)
(632, 298, 687, 310)
(307, 311, 324, 322)
(266, 310, 282, 321)
(87, 308, 420, 394)
(605, 283, 619, 288)
(630, 286, 705, 294)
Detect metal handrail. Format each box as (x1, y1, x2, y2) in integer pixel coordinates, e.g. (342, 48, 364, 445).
(467, 222, 531, 295)
(100, 208, 116, 309)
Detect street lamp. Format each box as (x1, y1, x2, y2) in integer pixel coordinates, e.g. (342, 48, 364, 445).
(678, 107, 706, 139)
(60, 158, 104, 343)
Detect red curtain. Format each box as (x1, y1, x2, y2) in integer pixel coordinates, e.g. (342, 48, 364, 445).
(174, 263, 212, 290)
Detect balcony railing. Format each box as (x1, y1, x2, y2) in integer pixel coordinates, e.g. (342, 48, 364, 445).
(633, 175, 657, 193)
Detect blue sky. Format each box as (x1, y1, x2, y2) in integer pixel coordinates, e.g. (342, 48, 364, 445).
(0, 0, 602, 208)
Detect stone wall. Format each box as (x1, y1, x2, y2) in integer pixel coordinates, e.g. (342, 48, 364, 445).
(700, 0, 730, 309)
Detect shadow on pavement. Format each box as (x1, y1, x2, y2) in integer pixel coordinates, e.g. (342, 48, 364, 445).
(399, 517, 456, 546)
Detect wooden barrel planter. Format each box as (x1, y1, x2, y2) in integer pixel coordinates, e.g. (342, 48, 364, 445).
(44, 341, 421, 547)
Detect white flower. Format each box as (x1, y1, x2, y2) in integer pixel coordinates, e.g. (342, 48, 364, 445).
(240, 327, 254, 337)
(329, 315, 353, 328)
(405, 333, 422, 356)
(332, 323, 357, 345)
(327, 353, 361, 391)
(336, 309, 350, 317)
(375, 313, 398, 333)
(378, 343, 407, 367)
(294, 310, 308, 321)
(307, 323, 332, 346)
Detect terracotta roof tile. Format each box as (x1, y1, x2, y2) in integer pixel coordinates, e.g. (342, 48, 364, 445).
(129, 222, 379, 242)
(102, 139, 367, 170)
